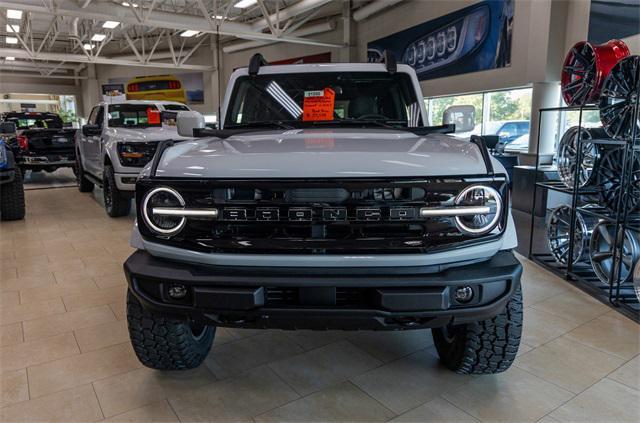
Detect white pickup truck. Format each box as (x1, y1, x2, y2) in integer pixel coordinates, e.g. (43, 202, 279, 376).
(75, 100, 192, 217)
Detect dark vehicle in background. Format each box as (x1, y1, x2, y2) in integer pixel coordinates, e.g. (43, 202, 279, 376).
(493, 120, 530, 152)
(0, 122, 25, 220)
(2, 112, 77, 175)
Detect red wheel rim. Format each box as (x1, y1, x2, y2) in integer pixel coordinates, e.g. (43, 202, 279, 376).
(561, 39, 630, 106)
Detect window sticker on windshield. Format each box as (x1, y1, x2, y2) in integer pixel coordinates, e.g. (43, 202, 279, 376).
(146, 108, 161, 124)
(109, 111, 120, 119)
(303, 88, 335, 121)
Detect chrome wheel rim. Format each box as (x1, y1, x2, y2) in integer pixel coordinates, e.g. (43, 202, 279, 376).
(634, 260, 640, 301)
(599, 55, 640, 140)
(547, 205, 592, 265)
(589, 222, 640, 284)
(556, 127, 601, 189)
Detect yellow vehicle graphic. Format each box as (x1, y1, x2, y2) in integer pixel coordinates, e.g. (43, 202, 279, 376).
(125, 75, 187, 103)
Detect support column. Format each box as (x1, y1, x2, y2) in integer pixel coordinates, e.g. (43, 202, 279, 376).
(80, 63, 99, 118)
(339, 0, 355, 63)
(210, 34, 221, 124)
(523, 81, 560, 165)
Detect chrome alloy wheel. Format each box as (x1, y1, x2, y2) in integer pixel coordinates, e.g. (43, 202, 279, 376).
(556, 126, 605, 189)
(547, 205, 594, 265)
(589, 222, 640, 284)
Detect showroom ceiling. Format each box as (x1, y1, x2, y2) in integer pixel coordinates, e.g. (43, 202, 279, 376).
(0, 0, 392, 78)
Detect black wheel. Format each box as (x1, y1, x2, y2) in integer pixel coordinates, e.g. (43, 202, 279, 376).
(127, 290, 215, 370)
(599, 55, 640, 140)
(76, 153, 94, 193)
(596, 148, 640, 212)
(432, 284, 523, 374)
(0, 165, 25, 221)
(103, 164, 131, 217)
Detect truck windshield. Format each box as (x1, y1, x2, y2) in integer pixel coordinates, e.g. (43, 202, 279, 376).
(108, 104, 162, 128)
(5, 114, 63, 129)
(224, 72, 423, 128)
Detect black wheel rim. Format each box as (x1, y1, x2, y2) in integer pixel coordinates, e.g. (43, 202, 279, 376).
(563, 44, 597, 106)
(596, 148, 640, 211)
(599, 55, 640, 140)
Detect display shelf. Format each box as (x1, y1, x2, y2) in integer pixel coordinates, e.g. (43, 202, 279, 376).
(535, 181, 599, 195)
(577, 206, 640, 231)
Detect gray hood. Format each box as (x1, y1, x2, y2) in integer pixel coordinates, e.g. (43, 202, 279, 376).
(154, 128, 490, 178)
(106, 126, 191, 143)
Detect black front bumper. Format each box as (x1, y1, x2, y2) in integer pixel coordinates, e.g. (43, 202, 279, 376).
(124, 250, 522, 330)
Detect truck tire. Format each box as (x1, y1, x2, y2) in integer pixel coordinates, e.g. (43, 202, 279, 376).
(432, 284, 523, 374)
(103, 164, 131, 217)
(127, 290, 215, 370)
(0, 167, 25, 221)
(76, 154, 94, 192)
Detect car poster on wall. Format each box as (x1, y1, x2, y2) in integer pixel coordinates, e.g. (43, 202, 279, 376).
(588, 0, 640, 43)
(367, 0, 514, 81)
(108, 72, 204, 105)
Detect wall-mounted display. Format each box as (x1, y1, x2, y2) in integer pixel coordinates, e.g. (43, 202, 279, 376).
(588, 0, 640, 44)
(367, 0, 514, 81)
(108, 73, 204, 105)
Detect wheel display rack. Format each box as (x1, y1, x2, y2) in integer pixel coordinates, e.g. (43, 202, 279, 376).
(528, 103, 640, 323)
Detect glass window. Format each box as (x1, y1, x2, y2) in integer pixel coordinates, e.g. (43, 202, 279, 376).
(107, 104, 161, 128)
(162, 104, 189, 111)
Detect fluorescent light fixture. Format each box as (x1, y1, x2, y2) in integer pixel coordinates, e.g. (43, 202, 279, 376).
(6, 37, 18, 44)
(234, 0, 258, 9)
(180, 30, 199, 37)
(7, 9, 22, 20)
(212, 15, 226, 20)
(83, 43, 94, 50)
(5, 56, 15, 61)
(122, 2, 139, 7)
(6, 24, 19, 33)
(102, 21, 120, 29)
(91, 33, 107, 42)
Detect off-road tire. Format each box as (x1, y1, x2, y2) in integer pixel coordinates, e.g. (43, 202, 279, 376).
(432, 284, 523, 374)
(103, 164, 131, 217)
(0, 166, 25, 221)
(127, 290, 215, 370)
(76, 154, 94, 192)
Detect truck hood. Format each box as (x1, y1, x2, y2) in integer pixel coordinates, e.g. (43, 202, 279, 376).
(154, 128, 491, 178)
(106, 126, 191, 143)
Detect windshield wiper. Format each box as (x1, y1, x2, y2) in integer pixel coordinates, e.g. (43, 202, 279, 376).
(224, 121, 296, 130)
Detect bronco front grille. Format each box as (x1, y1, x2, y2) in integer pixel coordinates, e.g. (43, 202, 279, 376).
(136, 176, 508, 254)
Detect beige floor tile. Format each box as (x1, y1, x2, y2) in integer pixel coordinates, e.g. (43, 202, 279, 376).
(283, 330, 350, 351)
(352, 349, 470, 414)
(109, 301, 126, 320)
(530, 291, 609, 325)
(1, 273, 56, 292)
(27, 342, 141, 398)
(62, 285, 127, 311)
(515, 336, 625, 393)
(213, 327, 241, 346)
(521, 272, 570, 307)
(550, 378, 639, 422)
(0, 368, 29, 407)
(0, 323, 23, 347)
(269, 340, 382, 396)
(256, 382, 395, 422)
(74, 319, 129, 352)
(0, 384, 103, 422)
(389, 397, 479, 422)
(607, 355, 639, 390)
(522, 307, 582, 347)
(442, 367, 574, 423)
(0, 332, 79, 373)
(0, 291, 19, 307)
(206, 331, 304, 378)
(19, 280, 99, 304)
(93, 273, 127, 289)
(23, 305, 116, 341)
(93, 365, 214, 417)
(105, 400, 179, 422)
(168, 366, 299, 422)
(3, 293, 66, 320)
(565, 312, 640, 360)
(347, 329, 433, 362)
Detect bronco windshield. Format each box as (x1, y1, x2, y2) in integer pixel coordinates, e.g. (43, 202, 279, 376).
(224, 72, 423, 128)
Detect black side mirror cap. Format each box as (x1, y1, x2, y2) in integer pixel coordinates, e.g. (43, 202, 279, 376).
(82, 124, 101, 137)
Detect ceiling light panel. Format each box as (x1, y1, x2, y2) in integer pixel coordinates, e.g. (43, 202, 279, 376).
(6, 37, 18, 44)
(91, 34, 107, 42)
(83, 43, 94, 50)
(102, 21, 120, 29)
(235, 0, 258, 9)
(7, 10, 22, 20)
(5, 56, 15, 61)
(180, 30, 199, 37)
(6, 24, 19, 33)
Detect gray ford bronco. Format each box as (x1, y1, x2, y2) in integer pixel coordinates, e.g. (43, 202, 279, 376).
(124, 55, 523, 374)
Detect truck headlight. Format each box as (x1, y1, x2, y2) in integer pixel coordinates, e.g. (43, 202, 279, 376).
(142, 187, 187, 235)
(117, 142, 158, 167)
(454, 185, 503, 235)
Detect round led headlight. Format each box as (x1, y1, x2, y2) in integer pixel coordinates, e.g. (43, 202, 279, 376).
(436, 31, 446, 56)
(446, 26, 457, 52)
(426, 37, 436, 60)
(454, 185, 503, 235)
(416, 41, 426, 64)
(142, 187, 186, 235)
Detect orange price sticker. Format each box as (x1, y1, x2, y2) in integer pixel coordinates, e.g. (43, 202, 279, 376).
(147, 108, 161, 124)
(303, 88, 335, 122)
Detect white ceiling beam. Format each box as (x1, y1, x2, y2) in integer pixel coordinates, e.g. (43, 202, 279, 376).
(0, 71, 88, 80)
(223, 20, 335, 53)
(0, 47, 215, 70)
(1, 0, 342, 48)
(250, 0, 332, 31)
(353, 0, 403, 22)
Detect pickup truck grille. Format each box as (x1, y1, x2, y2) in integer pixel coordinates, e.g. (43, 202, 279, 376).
(136, 177, 508, 254)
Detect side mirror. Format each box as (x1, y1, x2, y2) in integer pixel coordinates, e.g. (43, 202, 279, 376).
(443, 105, 475, 133)
(82, 124, 101, 137)
(0, 121, 16, 134)
(177, 111, 205, 137)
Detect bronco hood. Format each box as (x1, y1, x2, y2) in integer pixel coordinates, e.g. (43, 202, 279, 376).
(153, 128, 493, 178)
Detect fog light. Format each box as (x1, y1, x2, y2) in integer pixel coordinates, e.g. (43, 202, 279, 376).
(454, 286, 474, 303)
(168, 284, 188, 299)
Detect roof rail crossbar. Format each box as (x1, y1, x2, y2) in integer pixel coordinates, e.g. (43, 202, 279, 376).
(248, 53, 268, 76)
(383, 50, 397, 74)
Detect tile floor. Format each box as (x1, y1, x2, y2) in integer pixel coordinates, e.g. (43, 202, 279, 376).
(0, 186, 638, 422)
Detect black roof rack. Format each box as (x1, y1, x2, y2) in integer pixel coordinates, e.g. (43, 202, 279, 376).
(383, 50, 397, 74)
(248, 53, 268, 76)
